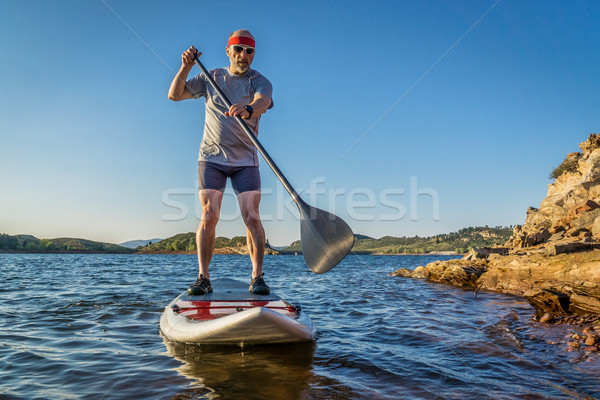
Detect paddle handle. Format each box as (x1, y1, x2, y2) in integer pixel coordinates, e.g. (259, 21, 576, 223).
(192, 55, 301, 203)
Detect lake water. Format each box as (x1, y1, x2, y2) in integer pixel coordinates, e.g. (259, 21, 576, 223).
(1, 254, 599, 399)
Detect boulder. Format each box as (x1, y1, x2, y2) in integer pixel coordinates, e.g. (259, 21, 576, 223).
(592, 216, 600, 236)
(539, 313, 553, 323)
(412, 266, 429, 279)
(420, 260, 487, 287)
(462, 247, 490, 260)
(524, 288, 570, 316)
(545, 241, 594, 256)
(391, 260, 487, 288)
(571, 208, 600, 230)
(388, 266, 429, 279)
(573, 200, 600, 216)
(388, 268, 413, 278)
(585, 335, 597, 346)
(579, 133, 600, 154)
(569, 286, 600, 315)
(462, 247, 509, 260)
(549, 224, 566, 234)
(548, 232, 565, 242)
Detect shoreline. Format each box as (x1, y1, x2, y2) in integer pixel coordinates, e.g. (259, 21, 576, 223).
(1, 249, 464, 256)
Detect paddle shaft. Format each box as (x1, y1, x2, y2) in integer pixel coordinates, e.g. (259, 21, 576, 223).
(192, 56, 301, 204)
(191, 54, 355, 274)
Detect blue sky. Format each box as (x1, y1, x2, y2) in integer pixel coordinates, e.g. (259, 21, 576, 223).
(1, 0, 599, 246)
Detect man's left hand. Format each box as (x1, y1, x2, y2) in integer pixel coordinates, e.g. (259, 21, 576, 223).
(225, 104, 250, 119)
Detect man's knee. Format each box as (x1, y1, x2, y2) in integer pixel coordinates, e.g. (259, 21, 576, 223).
(243, 211, 263, 231)
(200, 206, 220, 228)
(199, 189, 222, 228)
(238, 190, 262, 228)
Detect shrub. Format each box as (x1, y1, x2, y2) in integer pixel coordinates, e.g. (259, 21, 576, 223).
(550, 153, 581, 179)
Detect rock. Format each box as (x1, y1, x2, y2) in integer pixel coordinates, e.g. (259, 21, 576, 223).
(540, 313, 553, 323)
(412, 266, 428, 279)
(524, 289, 570, 315)
(389, 268, 413, 277)
(585, 335, 596, 346)
(534, 228, 552, 244)
(569, 286, 600, 315)
(567, 341, 580, 349)
(462, 248, 490, 260)
(579, 133, 600, 154)
(574, 199, 600, 215)
(571, 208, 600, 230)
(585, 346, 598, 352)
(395, 259, 487, 288)
(545, 241, 594, 256)
(389, 266, 431, 279)
(592, 216, 600, 236)
(462, 247, 508, 260)
(548, 232, 565, 242)
(520, 228, 552, 248)
(583, 326, 594, 334)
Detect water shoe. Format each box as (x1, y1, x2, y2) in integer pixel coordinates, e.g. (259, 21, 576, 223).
(188, 274, 213, 295)
(249, 273, 270, 295)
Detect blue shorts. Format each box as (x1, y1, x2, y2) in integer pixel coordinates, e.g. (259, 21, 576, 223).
(198, 161, 261, 195)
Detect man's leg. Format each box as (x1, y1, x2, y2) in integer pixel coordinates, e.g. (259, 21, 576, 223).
(196, 189, 223, 279)
(237, 190, 265, 279)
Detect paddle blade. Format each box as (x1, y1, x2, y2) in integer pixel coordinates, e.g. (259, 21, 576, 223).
(300, 206, 355, 274)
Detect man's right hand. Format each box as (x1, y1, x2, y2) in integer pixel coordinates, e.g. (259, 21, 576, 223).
(182, 46, 201, 67)
(169, 46, 198, 101)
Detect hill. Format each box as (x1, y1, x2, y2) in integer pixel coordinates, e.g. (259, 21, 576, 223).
(283, 227, 513, 254)
(119, 238, 164, 249)
(0, 234, 134, 254)
(0, 227, 512, 256)
(137, 233, 280, 255)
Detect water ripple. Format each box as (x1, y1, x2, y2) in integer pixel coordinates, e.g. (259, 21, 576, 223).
(0, 254, 599, 399)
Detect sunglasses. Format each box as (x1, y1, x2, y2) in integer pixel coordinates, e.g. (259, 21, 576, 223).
(231, 45, 255, 55)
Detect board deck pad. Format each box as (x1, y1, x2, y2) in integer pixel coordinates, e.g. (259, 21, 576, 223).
(180, 278, 281, 302)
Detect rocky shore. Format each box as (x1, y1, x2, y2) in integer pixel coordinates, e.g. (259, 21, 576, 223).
(392, 134, 600, 350)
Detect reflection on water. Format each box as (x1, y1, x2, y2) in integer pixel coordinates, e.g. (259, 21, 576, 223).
(163, 336, 316, 400)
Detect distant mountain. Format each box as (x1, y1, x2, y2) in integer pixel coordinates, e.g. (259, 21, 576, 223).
(139, 233, 246, 252)
(0, 234, 134, 254)
(283, 227, 513, 254)
(0, 227, 513, 256)
(119, 238, 164, 249)
(137, 232, 280, 254)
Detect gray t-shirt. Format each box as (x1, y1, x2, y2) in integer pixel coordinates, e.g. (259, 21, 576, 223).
(186, 67, 273, 167)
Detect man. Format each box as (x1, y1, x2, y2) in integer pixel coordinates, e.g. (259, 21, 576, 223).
(168, 29, 273, 295)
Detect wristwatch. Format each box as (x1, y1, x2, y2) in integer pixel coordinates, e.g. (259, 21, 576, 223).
(244, 105, 254, 118)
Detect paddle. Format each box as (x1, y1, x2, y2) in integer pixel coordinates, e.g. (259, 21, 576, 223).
(192, 54, 354, 273)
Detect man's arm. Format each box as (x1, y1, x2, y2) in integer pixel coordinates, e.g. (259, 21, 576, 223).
(225, 94, 272, 119)
(168, 46, 200, 101)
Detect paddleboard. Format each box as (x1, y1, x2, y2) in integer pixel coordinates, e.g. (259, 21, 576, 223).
(160, 278, 315, 345)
